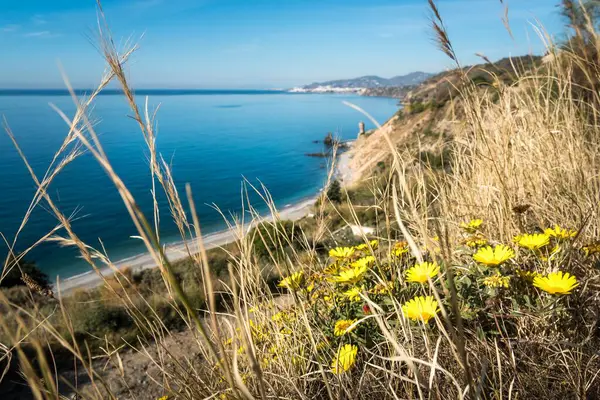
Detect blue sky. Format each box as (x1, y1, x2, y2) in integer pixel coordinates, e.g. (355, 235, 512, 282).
(0, 0, 564, 88)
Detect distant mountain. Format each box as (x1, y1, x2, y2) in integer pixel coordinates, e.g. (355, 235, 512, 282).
(301, 72, 433, 90)
(388, 72, 433, 87)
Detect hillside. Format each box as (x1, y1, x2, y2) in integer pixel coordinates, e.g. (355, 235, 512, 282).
(360, 86, 413, 98)
(298, 71, 433, 90)
(406, 55, 543, 105)
(347, 55, 544, 181)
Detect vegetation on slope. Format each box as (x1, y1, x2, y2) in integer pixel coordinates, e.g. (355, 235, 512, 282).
(2, 1, 600, 399)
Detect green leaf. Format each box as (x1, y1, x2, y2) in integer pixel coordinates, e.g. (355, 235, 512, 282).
(462, 276, 472, 287)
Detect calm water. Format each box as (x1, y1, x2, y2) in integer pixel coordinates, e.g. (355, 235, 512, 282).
(0, 90, 398, 279)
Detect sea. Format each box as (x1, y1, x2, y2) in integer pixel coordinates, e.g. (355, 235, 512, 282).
(0, 89, 399, 280)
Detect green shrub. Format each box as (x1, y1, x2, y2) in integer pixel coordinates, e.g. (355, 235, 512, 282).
(327, 179, 342, 203)
(72, 302, 131, 337)
(471, 74, 492, 86)
(1, 286, 32, 305)
(347, 185, 375, 205)
(422, 126, 436, 137)
(429, 99, 445, 109)
(417, 147, 452, 170)
(409, 101, 427, 114)
(250, 220, 301, 260)
(0, 257, 50, 289)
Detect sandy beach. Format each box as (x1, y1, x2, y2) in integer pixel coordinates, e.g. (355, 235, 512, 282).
(56, 149, 357, 295)
(336, 141, 356, 185)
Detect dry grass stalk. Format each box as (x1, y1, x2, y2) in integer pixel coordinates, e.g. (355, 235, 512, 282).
(2, 1, 600, 399)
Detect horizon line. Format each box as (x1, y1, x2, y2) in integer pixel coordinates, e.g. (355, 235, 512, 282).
(0, 88, 292, 96)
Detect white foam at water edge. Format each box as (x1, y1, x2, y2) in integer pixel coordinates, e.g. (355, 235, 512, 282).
(62, 269, 94, 281)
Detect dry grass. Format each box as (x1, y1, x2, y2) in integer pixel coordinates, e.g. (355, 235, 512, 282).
(1, 1, 600, 399)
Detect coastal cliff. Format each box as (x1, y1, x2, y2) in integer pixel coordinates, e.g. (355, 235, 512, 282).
(359, 85, 413, 98)
(344, 55, 544, 184)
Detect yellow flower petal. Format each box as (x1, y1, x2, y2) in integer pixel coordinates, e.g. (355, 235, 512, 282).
(329, 247, 355, 259)
(391, 241, 409, 257)
(515, 233, 550, 250)
(582, 242, 600, 256)
(473, 245, 515, 266)
(533, 271, 579, 295)
(483, 273, 510, 288)
(333, 319, 358, 336)
(352, 256, 376, 269)
(401, 295, 439, 323)
(462, 234, 488, 248)
(460, 218, 483, 233)
(544, 225, 577, 240)
(343, 287, 363, 302)
(405, 262, 440, 284)
(331, 344, 358, 374)
(278, 271, 304, 291)
(334, 264, 368, 285)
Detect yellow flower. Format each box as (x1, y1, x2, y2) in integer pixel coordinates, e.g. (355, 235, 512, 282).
(249, 320, 268, 342)
(343, 287, 363, 302)
(401, 295, 439, 323)
(331, 344, 358, 374)
(278, 271, 304, 291)
(370, 281, 393, 295)
(395, 241, 408, 249)
(157, 396, 169, 400)
(261, 357, 270, 368)
(460, 218, 483, 233)
(334, 264, 368, 285)
(516, 269, 539, 282)
(462, 234, 488, 248)
(582, 242, 600, 256)
(280, 327, 293, 335)
(483, 273, 510, 288)
(473, 245, 515, 266)
(515, 233, 550, 250)
(405, 262, 440, 284)
(324, 264, 339, 275)
(329, 247, 355, 259)
(352, 256, 376, 269)
(391, 247, 408, 257)
(544, 225, 577, 240)
(316, 340, 329, 351)
(271, 311, 286, 323)
(391, 241, 409, 257)
(539, 244, 562, 262)
(334, 319, 358, 336)
(355, 240, 379, 251)
(533, 271, 579, 295)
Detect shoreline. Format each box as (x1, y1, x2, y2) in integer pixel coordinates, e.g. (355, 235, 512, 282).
(56, 148, 356, 294)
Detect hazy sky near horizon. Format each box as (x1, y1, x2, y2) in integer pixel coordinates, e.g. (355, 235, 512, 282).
(0, 0, 564, 88)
